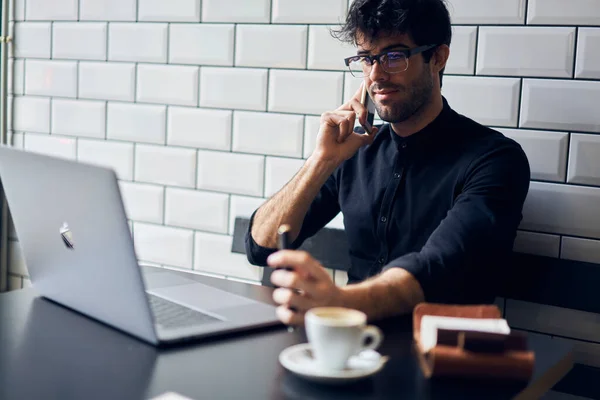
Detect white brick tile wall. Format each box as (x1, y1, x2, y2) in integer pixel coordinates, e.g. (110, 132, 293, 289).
(334, 270, 348, 287)
(303, 115, 321, 159)
(527, 0, 600, 25)
(25, 60, 77, 98)
(200, 67, 267, 111)
(477, 27, 575, 78)
(520, 79, 600, 133)
(512, 230, 560, 258)
(521, 182, 600, 239)
(8, 275, 22, 291)
(343, 72, 363, 103)
(77, 139, 134, 180)
(79, 62, 136, 102)
(232, 111, 304, 157)
(197, 150, 264, 196)
(8, 241, 27, 276)
(268, 70, 344, 115)
(25, 0, 78, 21)
(109, 23, 168, 63)
(80, 0, 136, 21)
(13, 0, 25, 21)
(107, 102, 166, 144)
(447, 0, 526, 24)
(272, 0, 347, 24)
(11, 59, 25, 95)
(202, 0, 271, 23)
(194, 232, 261, 281)
(264, 157, 305, 197)
(568, 133, 600, 186)
(135, 144, 197, 188)
(499, 128, 568, 182)
(165, 188, 229, 234)
(119, 181, 164, 224)
(443, 76, 520, 127)
(137, 64, 199, 106)
(167, 107, 232, 150)
(445, 26, 477, 75)
(169, 24, 234, 66)
(10, 132, 25, 149)
(8, 210, 17, 240)
(13, 22, 51, 58)
(24, 133, 77, 160)
(575, 28, 600, 80)
(138, 0, 201, 22)
(13, 96, 50, 133)
(53, 23, 107, 61)
(326, 212, 345, 230)
(228, 195, 265, 235)
(307, 25, 356, 71)
(133, 223, 194, 269)
(562, 237, 600, 265)
(52, 99, 106, 138)
(22, 278, 32, 288)
(235, 25, 307, 69)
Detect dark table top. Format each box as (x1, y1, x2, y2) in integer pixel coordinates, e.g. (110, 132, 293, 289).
(0, 268, 573, 400)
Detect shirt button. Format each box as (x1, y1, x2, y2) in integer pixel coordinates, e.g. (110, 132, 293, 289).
(401, 142, 407, 149)
(378, 258, 385, 264)
(380, 216, 387, 223)
(393, 173, 401, 179)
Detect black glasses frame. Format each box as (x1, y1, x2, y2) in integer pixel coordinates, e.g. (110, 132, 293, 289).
(344, 44, 438, 75)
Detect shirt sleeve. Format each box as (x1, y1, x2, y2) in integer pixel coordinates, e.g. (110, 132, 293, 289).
(382, 141, 531, 303)
(245, 172, 341, 267)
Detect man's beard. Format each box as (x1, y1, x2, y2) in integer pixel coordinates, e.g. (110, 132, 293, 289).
(373, 68, 434, 124)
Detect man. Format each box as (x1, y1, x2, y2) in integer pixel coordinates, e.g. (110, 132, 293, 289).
(245, 0, 530, 326)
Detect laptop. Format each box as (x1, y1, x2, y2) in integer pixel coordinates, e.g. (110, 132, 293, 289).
(0, 145, 281, 346)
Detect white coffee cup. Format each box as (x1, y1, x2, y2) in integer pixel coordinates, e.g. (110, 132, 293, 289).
(305, 307, 383, 371)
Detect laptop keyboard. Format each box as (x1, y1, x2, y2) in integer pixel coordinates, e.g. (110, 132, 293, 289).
(147, 294, 221, 329)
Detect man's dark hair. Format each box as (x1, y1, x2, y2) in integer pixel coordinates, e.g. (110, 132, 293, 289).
(332, 0, 452, 86)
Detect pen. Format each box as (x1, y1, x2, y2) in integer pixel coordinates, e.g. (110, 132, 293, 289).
(277, 224, 296, 333)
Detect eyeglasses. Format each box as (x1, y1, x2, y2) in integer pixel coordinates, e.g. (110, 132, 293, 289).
(344, 44, 437, 78)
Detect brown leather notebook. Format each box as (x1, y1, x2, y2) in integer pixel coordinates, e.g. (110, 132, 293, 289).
(413, 303, 535, 381)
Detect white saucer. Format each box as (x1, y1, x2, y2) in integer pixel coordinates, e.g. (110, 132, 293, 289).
(279, 343, 389, 384)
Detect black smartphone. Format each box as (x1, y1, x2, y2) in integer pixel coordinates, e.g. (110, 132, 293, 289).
(358, 84, 376, 134)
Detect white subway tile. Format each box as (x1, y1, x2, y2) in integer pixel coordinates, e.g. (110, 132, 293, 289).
(134, 223, 194, 269)
(228, 195, 265, 235)
(334, 270, 348, 287)
(169, 24, 234, 66)
(194, 232, 261, 281)
(135, 144, 196, 188)
(80, 0, 136, 21)
(137, 65, 199, 107)
(22, 278, 32, 288)
(272, 0, 347, 23)
(236, 24, 307, 69)
(512, 231, 560, 258)
(442, 76, 520, 127)
(232, 111, 304, 157)
(25, 60, 77, 98)
(343, 72, 363, 103)
(447, 0, 525, 24)
(202, 0, 270, 23)
(477, 27, 575, 78)
(8, 275, 22, 291)
(8, 241, 27, 276)
(53, 23, 107, 61)
(13, 22, 50, 58)
(13, 96, 50, 133)
(521, 182, 600, 239)
(527, 0, 600, 25)
(109, 23, 168, 63)
(13, 0, 25, 21)
(10, 133, 25, 149)
(575, 28, 600, 80)
(326, 212, 345, 230)
(24, 133, 76, 160)
(561, 237, 600, 265)
(11, 59, 25, 95)
(568, 133, 600, 186)
(521, 79, 600, 133)
(79, 62, 136, 102)
(303, 116, 321, 159)
(52, 99, 106, 138)
(165, 188, 229, 234)
(119, 181, 164, 224)
(498, 128, 568, 182)
(197, 150, 264, 196)
(138, 0, 200, 22)
(269, 70, 344, 115)
(107, 102, 166, 144)
(8, 210, 17, 240)
(307, 25, 356, 71)
(264, 157, 305, 197)
(77, 139, 134, 180)
(168, 107, 231, 150)
(445, 26, 477, 75)
(25, 0, 78, 20)
(200, 67, 267, 111)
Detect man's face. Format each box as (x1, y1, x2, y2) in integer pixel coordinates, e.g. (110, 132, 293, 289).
(356, 32, 435, 124)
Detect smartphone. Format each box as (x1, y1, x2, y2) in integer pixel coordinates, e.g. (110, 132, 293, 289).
(358, 84, 376, 134)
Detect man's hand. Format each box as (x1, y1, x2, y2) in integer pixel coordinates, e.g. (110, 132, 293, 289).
(267, 250, 342, 326)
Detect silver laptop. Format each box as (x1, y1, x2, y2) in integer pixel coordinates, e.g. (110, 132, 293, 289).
(0, 145, 281, 346)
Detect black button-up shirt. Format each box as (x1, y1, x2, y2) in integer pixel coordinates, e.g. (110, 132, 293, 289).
(246, 98, 530, 305)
